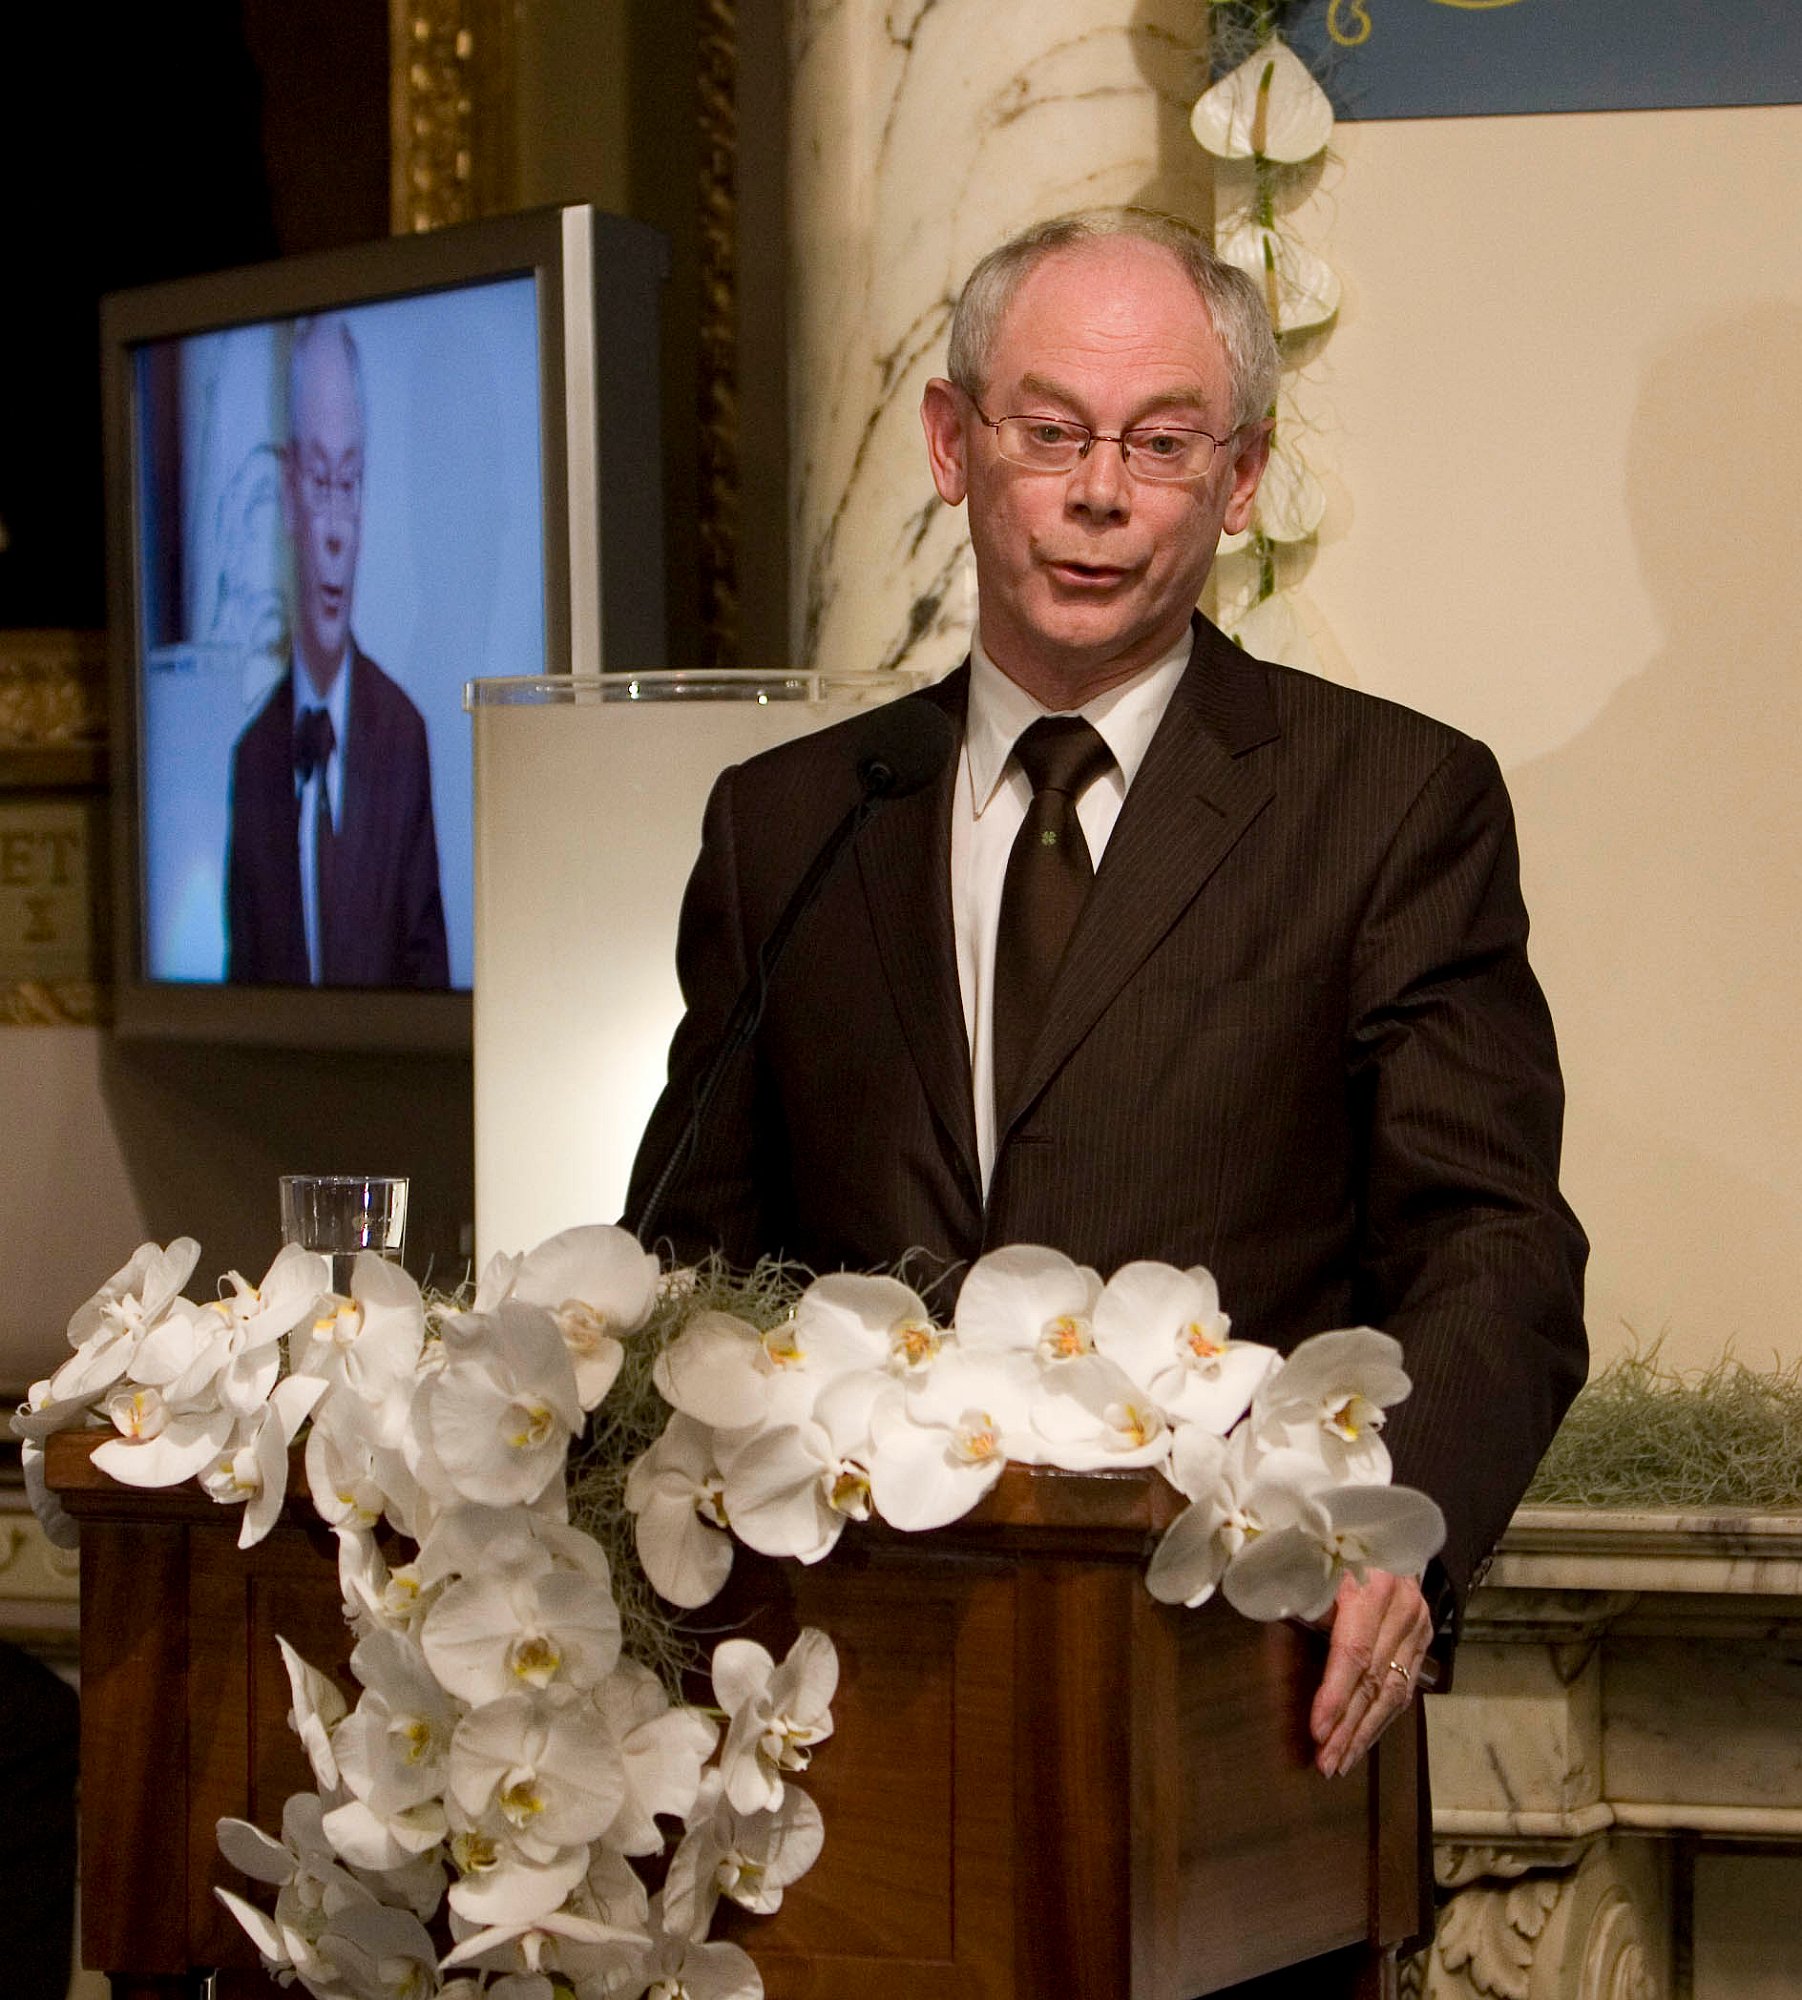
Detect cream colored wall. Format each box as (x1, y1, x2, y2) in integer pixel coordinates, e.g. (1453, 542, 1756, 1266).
(0, 1031, 146, 1386)
(1286, 105, 1802, 1376)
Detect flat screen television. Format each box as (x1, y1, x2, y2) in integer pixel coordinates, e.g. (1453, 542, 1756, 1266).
(102, 204, 667, 1048)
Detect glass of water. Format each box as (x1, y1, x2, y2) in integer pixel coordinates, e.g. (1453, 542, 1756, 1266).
(278, 1175, 409, 1295)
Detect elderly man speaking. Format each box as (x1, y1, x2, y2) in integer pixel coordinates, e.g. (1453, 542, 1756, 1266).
(629, 208, 1587, 1993)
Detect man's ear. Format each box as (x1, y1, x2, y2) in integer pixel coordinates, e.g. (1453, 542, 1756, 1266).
(921, 378, 970, 507)
(1220, 419, 1273, 539)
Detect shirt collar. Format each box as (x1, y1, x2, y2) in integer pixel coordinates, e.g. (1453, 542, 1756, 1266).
(291, 642, 353, 749)
(964, 621, 1194, 815)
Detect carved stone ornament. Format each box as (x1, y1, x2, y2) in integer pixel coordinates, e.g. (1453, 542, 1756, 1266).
(1432, 1861, 1563, 1999)
(1422, 1838, 1664, 2000)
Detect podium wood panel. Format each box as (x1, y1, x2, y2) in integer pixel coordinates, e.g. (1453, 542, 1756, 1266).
(49, 1436, 1418, 1998)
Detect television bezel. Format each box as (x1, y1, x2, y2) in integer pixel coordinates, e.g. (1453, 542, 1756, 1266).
(102, 204, 631, 1051)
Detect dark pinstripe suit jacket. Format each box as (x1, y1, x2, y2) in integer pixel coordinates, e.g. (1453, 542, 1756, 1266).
(225, 647, 450, 988)
(626, 617, 1587, 1612)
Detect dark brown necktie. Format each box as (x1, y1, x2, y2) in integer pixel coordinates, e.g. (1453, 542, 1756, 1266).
(295, 707, 337, 979)
(992, 715, 1115, 1120)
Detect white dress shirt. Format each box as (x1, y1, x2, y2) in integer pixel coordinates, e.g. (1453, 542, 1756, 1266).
(292, 646, 351, 985)
(952, 624, 1192, 1190)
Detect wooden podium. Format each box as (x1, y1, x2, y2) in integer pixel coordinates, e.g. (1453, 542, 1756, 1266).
(49, 1434, 1419, 1999)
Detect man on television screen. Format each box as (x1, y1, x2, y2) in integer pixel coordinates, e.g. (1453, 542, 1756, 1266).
(225, 315, 449, 987)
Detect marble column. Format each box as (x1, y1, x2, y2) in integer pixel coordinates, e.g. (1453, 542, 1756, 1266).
(787, 0, 1210, 679)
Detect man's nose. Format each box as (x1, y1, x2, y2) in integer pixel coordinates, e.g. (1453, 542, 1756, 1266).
(1064, 437, 1131, 518)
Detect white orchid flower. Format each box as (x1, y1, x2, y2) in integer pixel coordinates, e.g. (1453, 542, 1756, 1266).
(443, 1801, 591, 1929)
(312, 1408, 400, 1528)
(715, 1365, 889, 1565)
(66, 1235, 201, 1348)
(624, 1414, 735, 1610)
(1251, 1326, 1411, 1484)
(448, 1684, 626, 1856)
(717, 1418, 857, 1563)
(416, 1505, 608, 1593)
(16, 1240, 203, 1438)
(89, 1400, 236, 1496)
(200, 1372, 328, 1548)
(203, 1243, 332, 1412)
(439, 1899, 623, 1977)
(651, 1308, 813, 1432)
(129, 1293, 238, 1405)
(591, 1658, 718, 1856)
(15, 1265, 206, 1439)
(482, 1224, 660, 1412)
(601, 1891, 764, 2000)
(1029, 1354, 1173, 1471)
(84, 1307, 235, 1490)
(533, 1846, 654, 1992)
(216, 1793, 377, 1995)
(422, 1516, 621, 1706)
(712, 1629, 837, 1817)
(277, 1633, 350, 1792)
(291, 1255, 428, 1450)
(332, 1530, 434, 1642)
(1145, 1429, 1333, 1610)
(791, 1271, 944, 1383)
(418, 1301, 583, 1509)
(307, 1394, 420, 1540)
(662, 1767, 824, 1942)
(14, 1358, 118, 1442)
(867, 1349, 1039, 1531)
(1090, 1260, 1278, 1432)
(332, 1627, 459, 1822)
(320, 1790, 448, 1875)
(954, 1244, 1103, 1365)
(1223, 1479, 1447, 1625)
(313, 1898, 440, 2000)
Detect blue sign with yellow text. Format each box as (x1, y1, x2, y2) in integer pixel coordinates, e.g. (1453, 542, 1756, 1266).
(1283, 0, 1802, 119)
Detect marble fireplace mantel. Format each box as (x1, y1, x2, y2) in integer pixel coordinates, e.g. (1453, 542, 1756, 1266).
(1419, 1506, 1802, 1998)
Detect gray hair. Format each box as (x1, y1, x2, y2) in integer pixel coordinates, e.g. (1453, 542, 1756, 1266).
(946, 208, 1279, 432)
(287, 314, 367, 447)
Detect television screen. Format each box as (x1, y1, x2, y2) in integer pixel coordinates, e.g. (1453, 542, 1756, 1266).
(103, 205, 667, 1046)
(133, 277, 543, 991)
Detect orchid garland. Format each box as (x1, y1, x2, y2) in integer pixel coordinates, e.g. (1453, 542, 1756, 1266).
(624, 1243, 1445, 1625)
(16, 1227, 1445, 1998)
(15, 1227, 836, 2000)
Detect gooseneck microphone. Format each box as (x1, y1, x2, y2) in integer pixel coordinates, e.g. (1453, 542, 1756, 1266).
(630, 696, 956, 1246)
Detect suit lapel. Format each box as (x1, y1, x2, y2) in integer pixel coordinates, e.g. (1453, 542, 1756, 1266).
(1001, 621, 1280, 1129)
(857, 669, 982, 1201)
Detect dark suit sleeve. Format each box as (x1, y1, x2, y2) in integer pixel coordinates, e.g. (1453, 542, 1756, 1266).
(1346, 736, 1588, 1626)
(394, 702, 449, 988)
(622, 764, 774, 1264)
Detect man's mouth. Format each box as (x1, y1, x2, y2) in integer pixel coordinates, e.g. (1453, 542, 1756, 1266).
(1046, 558, 1131, 586)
